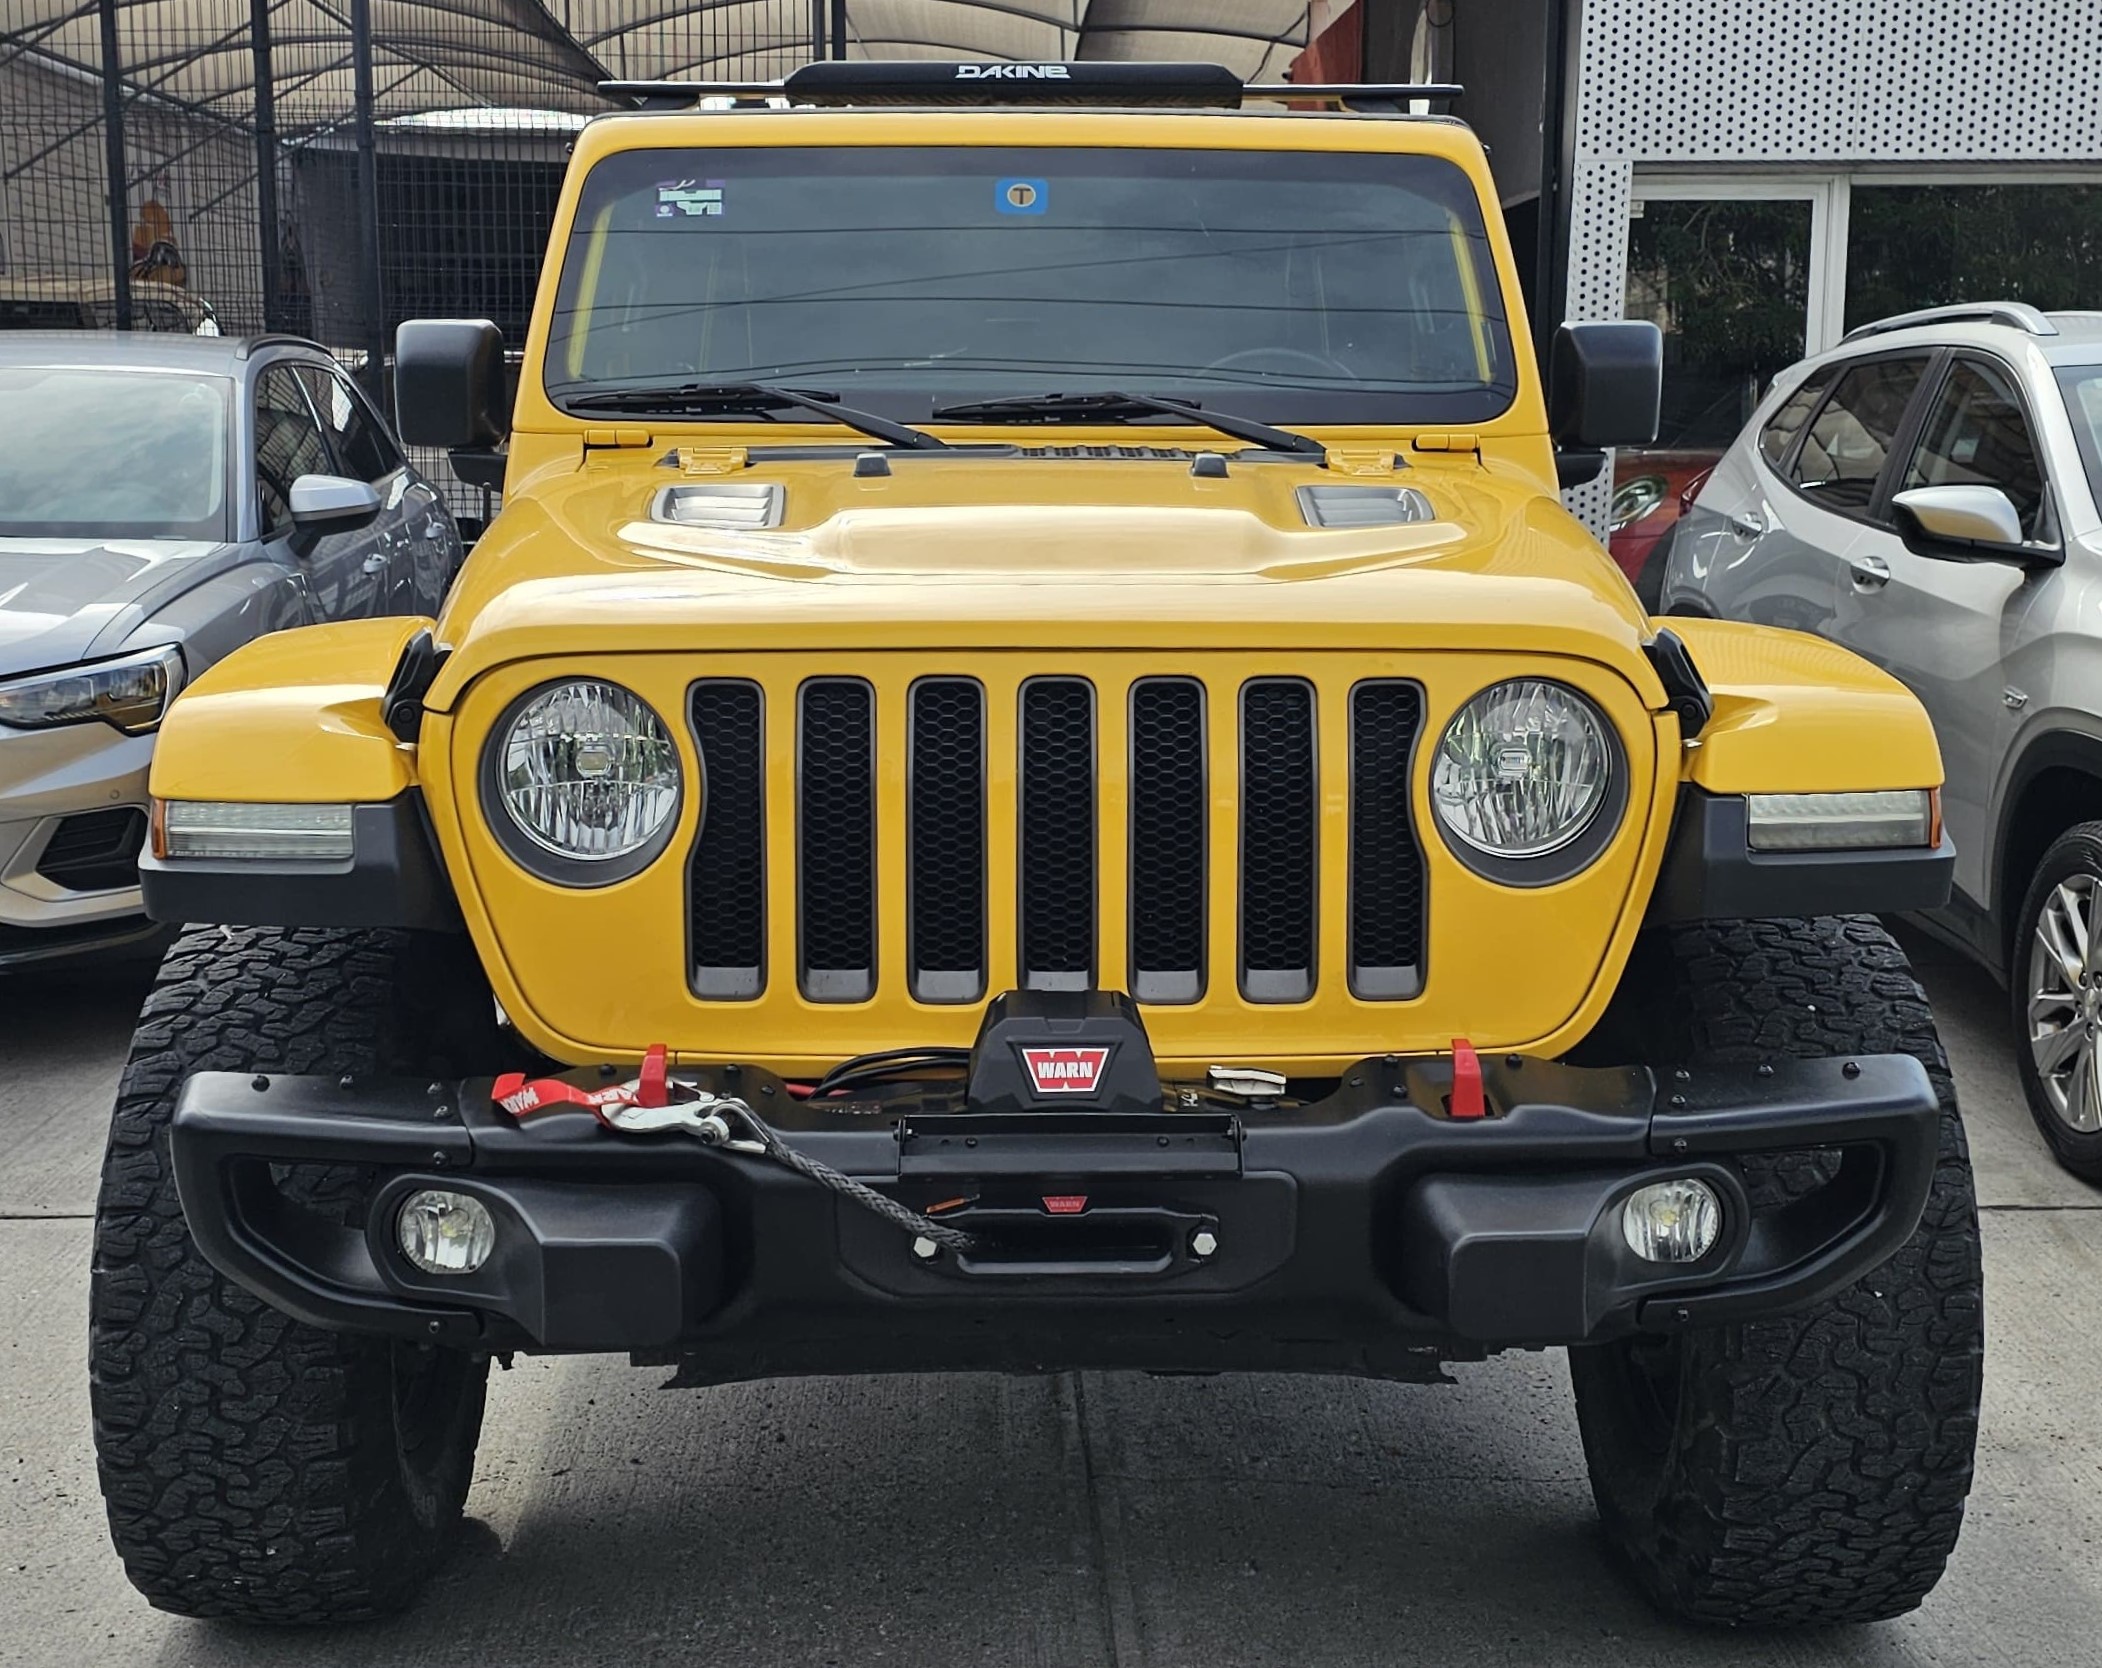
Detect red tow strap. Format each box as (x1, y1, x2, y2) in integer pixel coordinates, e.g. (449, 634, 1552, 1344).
(1448, 1037, 1486, 1120)
(491, 1043, 673, 1122)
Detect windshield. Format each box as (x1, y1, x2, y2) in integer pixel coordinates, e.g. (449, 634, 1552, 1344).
(546, 145, 1517, 426)
(0, 367, 228, 540)
(2057, 365, 2102, 505)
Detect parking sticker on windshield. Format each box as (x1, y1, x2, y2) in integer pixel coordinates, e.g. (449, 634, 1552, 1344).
(995, 178, 1047, 215)
(656, 179, 725, 219)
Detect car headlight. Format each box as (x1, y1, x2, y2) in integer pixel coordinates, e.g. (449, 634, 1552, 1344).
(0, 646, 182, 734)
(1431, 680, 1620, 878)
(1610, 474, 1669, 532)
(483, 679, 682, 884)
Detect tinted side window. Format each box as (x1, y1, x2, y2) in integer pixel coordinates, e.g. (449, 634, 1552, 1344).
(1903, 358, 2048, 539)
(255, 366, 330, 534)
(1790, 356, 1929, 511)
(1759, 371, 1830, 467)
(295, 364, 399, 483)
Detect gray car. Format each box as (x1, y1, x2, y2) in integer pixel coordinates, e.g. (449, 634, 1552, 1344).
(1660, 301, 2102, 1178)
(0, 332, 460, 966)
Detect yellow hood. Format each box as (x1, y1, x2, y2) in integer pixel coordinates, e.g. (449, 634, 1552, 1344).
(427, 448, 1662, 712)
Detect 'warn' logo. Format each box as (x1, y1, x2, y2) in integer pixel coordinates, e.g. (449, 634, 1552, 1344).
(1019, 1045, 1111, 1097)
(956, 63, 1073, 79)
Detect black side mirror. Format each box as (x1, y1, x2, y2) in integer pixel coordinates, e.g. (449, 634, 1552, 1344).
(1548, 321, 1663, 450)
(394, 320, 509, 450)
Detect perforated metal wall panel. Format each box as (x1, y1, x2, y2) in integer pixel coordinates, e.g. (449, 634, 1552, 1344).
(1561, 0, 2102, 530)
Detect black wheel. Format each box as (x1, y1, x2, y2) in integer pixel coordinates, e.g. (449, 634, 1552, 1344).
(2010, 822, 2102, 1181)
(1567, 916, 1983, 1626)
(90, 925, 499, 1624)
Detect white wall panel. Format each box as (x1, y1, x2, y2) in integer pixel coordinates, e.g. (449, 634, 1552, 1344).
(1561, 0, 2102, 530)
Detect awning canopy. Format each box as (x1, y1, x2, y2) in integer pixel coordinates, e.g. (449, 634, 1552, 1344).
(5, 1, 1312, 128)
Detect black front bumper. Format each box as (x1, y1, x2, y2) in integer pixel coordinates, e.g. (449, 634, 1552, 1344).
(168, 1052, 1940, 1383)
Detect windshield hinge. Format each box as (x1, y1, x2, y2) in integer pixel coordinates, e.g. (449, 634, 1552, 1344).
(678, 446, 750, 475)
(1323, 447, 1401, 476)
(583, 426, 654, 450)
(1410, 431, 1481, 455)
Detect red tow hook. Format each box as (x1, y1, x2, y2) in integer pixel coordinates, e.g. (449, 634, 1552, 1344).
(1448, 1037, 1487, 1120)
(637, 1043, 670, 1109)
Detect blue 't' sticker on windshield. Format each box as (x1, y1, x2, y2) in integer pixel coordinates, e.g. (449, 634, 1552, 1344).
(995, 178, 1047, 215)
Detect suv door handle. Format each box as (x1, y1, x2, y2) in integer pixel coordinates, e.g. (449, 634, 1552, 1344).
(1847, 552, 1891, 590)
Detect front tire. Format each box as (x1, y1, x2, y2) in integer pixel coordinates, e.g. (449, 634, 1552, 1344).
(90, 926, 495, 1624)
(1568, 917, 1983, 1626)
(2010, 822, 2102, 1181)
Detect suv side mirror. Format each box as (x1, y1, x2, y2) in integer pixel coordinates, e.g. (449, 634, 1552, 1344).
(394, 319, 509, 450)
(1548, 321, 1663, 451)
(1891, 484, 2033, 559)
(288, 473, 383, 531)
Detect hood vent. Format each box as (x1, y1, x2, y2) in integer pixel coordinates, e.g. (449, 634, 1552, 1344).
(651, 482, 785, 530)
(1297, 485, 1437, 529)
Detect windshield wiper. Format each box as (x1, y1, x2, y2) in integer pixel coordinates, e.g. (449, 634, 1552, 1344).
(930, 391, 1325, 457)
(561, 382, 950, 451)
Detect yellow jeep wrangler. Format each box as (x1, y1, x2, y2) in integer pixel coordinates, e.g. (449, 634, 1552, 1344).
(91, 61, 1981, 1629)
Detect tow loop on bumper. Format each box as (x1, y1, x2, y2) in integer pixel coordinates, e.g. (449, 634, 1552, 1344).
(493, 1045, 982, 1253)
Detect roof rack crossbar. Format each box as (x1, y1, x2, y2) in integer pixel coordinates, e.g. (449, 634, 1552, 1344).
(599, 61, 1463, 113)
(1842, 302, 2059, 342)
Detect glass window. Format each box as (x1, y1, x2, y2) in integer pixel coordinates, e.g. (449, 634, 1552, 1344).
(1902, 359, 2049, 538)
(1625, 196, 1814, 454)
(0, 367, 227, 539)
(255, 366, 331, 534)
(296, 364, 399, 483)
(545, 146, 1518, 427)
(1845, 183, 2102, 334)
(1759, 369, 1832, 468)
(2057, 365, 2102, 506)
(1791, 356, 1929, 511)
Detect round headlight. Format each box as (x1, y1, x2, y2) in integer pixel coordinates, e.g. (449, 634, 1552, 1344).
(1432, 680, 1615, 864)
(487, 680, 681, 881)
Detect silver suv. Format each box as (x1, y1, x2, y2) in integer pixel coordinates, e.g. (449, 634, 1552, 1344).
(0, 332, 462, 967)
(1661, 303, 2102, 1178)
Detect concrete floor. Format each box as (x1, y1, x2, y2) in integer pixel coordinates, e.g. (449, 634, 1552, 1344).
(4, 928, 2100, 1667)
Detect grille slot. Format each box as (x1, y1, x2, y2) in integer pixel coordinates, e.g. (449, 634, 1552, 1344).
(34, 808, 146, 893)
(798, 678, 876, 1002)
(1128, 678, 1207, 1002)
(687, 681, 765, 998)
(1349, 682, 1426, 998)
(1018, 677, 1096, 990)
(1239, 679, 1317, 1002)
(909, 678, 987, 1002)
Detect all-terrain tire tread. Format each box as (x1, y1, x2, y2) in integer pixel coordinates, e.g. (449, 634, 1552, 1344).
(89, 925, 490, 1624)
(1571, 916, 1983, 1627)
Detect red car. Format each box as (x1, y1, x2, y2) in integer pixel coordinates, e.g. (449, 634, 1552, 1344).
(1607, 449, 1716, 605)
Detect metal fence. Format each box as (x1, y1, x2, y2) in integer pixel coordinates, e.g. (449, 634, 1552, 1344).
(1, 2, 1313, 514)
(0, 2, 844, 385)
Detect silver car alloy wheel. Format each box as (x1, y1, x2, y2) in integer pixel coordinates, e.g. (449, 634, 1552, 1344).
(2028, 871, 2102, 1133)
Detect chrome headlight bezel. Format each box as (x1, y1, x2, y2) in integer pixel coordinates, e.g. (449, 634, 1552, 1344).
(0, 644, 184, 734)
(1429, 679, 1627, 887)
(479, 678, 684, 887)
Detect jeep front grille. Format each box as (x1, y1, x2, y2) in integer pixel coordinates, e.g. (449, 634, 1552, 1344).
(796, 678, 877, 1002)
(684, 670, 1425, 1006)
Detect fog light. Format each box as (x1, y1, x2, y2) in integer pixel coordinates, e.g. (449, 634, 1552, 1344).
(396, 1189, 496, 1275)
(1620, 1178, 1722, 1264)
